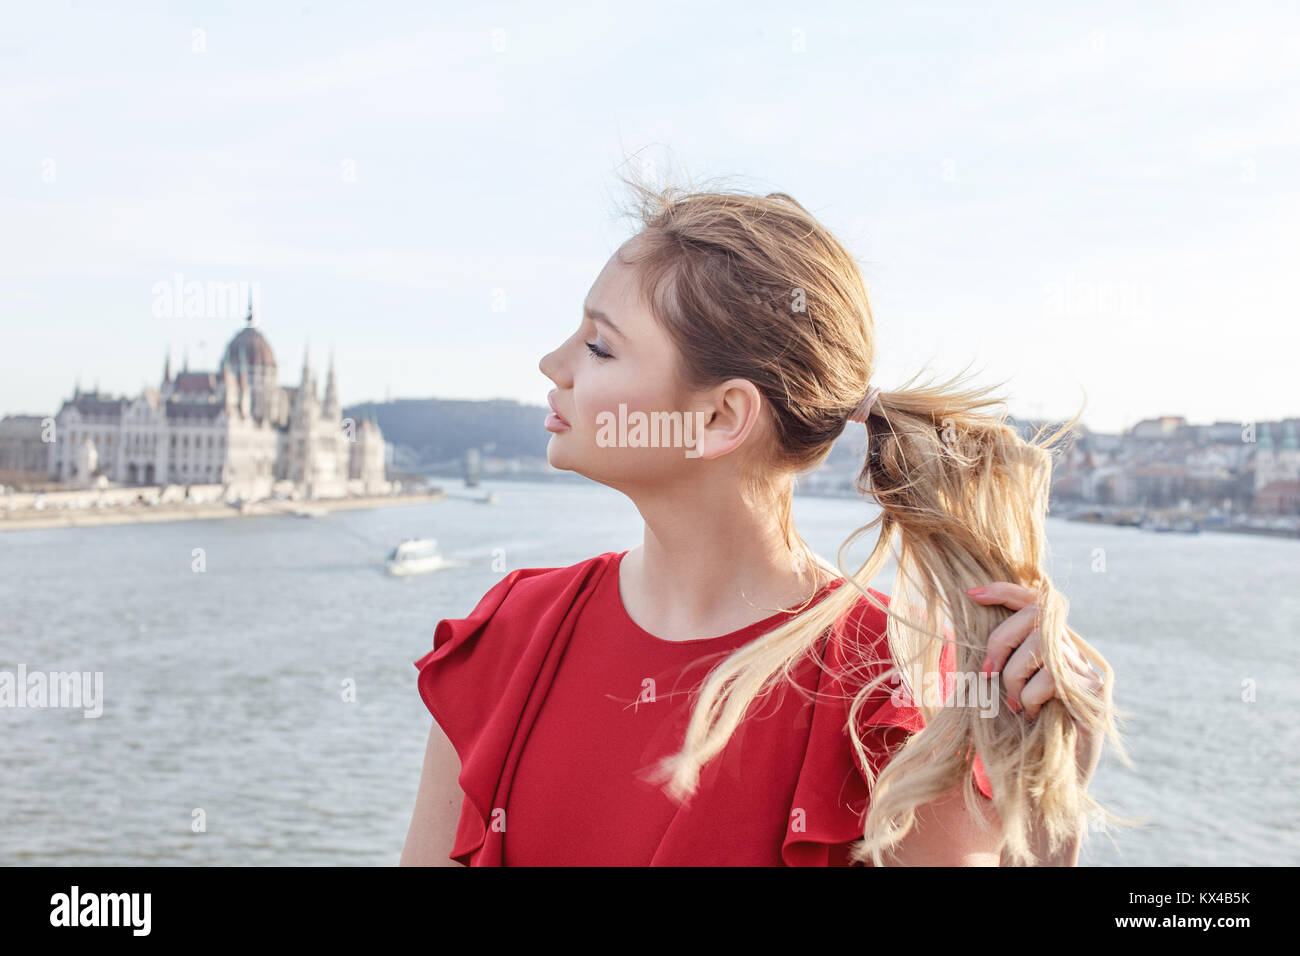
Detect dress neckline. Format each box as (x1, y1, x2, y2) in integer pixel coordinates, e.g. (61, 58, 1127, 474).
(606, 549, 845, 646)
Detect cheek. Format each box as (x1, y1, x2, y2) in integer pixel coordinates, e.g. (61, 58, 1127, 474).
(569, 373, 701, 465)
(574, 366, 676, 426)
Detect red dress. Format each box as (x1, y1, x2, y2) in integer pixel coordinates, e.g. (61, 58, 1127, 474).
(413, 550, 992, 866)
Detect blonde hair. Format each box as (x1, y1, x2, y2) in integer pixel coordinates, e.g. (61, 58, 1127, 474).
(612, 163, 1137, 866)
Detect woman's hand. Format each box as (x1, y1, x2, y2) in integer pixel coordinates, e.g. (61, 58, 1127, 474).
(967, 582, 1108, 865)
(965, 581, 1105, 722)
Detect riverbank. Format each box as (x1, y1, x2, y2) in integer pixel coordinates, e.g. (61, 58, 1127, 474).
(1061, 505, 1300, 539)
(0, 491, 446, 533)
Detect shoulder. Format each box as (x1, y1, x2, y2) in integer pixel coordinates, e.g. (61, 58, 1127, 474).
(814, 583, 930, 736)
(428, 551, 618, 652)
(414, 551, 619, 731)
(822, 584, 893, 677)
(832, 584, 891, 637)
(412, 552, 621, 866)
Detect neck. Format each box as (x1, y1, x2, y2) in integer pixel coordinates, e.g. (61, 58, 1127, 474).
(617, 473, 839, 641)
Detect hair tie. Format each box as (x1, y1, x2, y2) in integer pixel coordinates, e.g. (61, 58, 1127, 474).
(848, 384, 881, 423)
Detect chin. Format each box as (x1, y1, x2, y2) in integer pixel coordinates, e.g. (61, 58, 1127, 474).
(545, 440, 574, 472)
(546, 448, 613, 486)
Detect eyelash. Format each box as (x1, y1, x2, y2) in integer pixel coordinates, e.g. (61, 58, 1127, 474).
(585, 341, 613, 361)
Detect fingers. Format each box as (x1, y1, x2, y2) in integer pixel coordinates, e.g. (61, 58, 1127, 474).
(980, 601, 1039, 677)
(1016, 667, 1057, 721)
(1008, 641, 1105, 721)
(966, 581, 1038, 611)
(967, 581, 1104, 723)
(999, 628, 1044, 711)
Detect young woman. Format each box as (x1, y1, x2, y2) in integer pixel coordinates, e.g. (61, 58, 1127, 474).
(401, 176, 1130, 867)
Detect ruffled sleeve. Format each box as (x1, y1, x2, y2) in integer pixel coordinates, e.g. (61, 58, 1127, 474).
(781, 588, 993, 867)
(412, 557, 609, 866)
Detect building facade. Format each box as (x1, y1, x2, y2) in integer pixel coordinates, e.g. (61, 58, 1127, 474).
(47, 309, 388, 499)
(0, 415, 48, 476)
(1253, 420, 1300, 491)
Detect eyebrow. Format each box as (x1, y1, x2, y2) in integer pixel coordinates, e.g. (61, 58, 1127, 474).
(584, 304, 626, 340)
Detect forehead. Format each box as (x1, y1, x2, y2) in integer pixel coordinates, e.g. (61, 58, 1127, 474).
(585, 242, 649, 324)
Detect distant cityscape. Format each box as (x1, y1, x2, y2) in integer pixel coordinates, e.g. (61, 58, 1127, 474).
(794, 414, 1300, 536)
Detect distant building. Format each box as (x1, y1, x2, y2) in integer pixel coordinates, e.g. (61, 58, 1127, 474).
(1256, 480, 1300, 516)
(0, 415, 48, 475)
(1206, 421, 1248, 444)
(1085, 465, 1133, 505)
(47, 304, 388, 499)
(1254, 421, 1300, 492)
(1130, 416, 1186, 440)
(1130, 463, 1191, 508)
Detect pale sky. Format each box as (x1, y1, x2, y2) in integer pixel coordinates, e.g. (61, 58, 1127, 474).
(2, 0, 1296, 433)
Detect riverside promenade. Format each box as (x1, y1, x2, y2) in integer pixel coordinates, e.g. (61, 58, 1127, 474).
(0, 486, 445, 533)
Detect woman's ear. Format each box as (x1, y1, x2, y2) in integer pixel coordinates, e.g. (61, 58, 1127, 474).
(692, 379, 763, 461)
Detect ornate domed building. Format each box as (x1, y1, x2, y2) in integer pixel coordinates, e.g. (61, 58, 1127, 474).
(48, 302, 389, 499)
(220, 324, 279, 420)
(222, 324, 276, 370)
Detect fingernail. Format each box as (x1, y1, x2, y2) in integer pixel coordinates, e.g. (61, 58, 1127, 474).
(1007, 697, 1020, 713)
(967, 586, 987, 597)
(980, 657, 992, 676)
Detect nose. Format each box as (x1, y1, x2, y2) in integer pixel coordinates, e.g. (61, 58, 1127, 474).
(539, 342, 567, 386)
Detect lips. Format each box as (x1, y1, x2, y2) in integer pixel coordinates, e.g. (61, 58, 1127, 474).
(547, 393, 571, 426)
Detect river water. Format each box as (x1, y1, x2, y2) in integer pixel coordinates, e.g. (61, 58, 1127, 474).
(2, 478, 1296, 865)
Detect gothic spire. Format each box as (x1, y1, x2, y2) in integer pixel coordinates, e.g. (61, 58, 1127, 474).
(324, 348, 339, 412)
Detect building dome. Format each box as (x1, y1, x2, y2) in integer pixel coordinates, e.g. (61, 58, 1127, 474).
(221, 325, 276, 372)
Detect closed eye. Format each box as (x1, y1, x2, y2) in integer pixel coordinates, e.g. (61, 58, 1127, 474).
(585, 341, 613, 360)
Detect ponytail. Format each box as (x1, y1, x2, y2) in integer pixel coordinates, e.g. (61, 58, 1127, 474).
(839, 367, 1138, 864)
